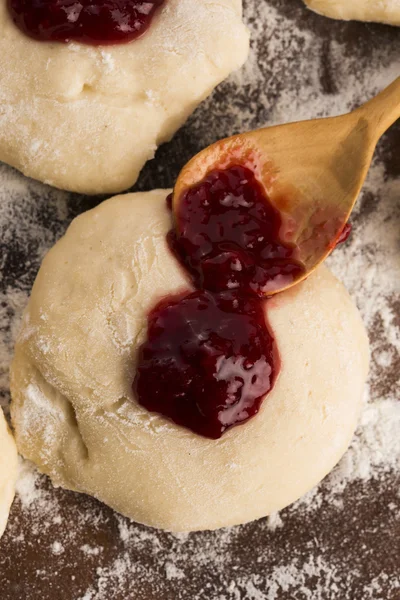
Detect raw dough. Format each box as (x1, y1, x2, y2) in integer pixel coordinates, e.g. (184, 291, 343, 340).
(0, 0, 249, 194)
(304, 0, 400, 26)
(0, 408, 18, 538)
(11, 190, 369, 532)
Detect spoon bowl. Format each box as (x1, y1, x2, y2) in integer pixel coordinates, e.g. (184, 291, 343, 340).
(172, 78, 400, 295)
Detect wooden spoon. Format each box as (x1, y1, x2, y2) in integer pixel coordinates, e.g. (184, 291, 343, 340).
(172, 77, 400, 295)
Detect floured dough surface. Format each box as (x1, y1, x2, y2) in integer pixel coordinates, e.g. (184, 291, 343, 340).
(0, 0, 249, 194)
(10, 190, 369, 532)
(304, 0, 400, 26)
(0, 409, 18, 538)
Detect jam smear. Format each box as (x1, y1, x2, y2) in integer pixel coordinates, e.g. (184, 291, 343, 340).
(134, 165, 303, 439)
(8, 0, 165, 45)
(336, 222, 352, 246)
(168, 166, 304, 296)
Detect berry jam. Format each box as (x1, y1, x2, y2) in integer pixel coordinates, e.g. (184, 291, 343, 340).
(134, 165, 304, 439)
(135, 291, 275, 439)
(168, 166, 304, 296)
(8, 0, 165, 45)
(335, 222, 352, 246)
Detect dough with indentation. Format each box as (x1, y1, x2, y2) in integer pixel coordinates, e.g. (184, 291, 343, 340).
(304, 0, 400, 26)
(0, 0, 249, 194)
(11, 190, 369, 532)
(0, 408, 18, 538)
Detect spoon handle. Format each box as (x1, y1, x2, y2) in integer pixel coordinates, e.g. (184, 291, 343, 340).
(357, 77, 400, 141)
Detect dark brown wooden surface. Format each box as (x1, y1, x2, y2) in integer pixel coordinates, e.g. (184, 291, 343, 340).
(0, 1, 399, 598)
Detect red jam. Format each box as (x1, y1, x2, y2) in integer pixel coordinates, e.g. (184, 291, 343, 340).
(8, 0, 165, 45)
(135, 291, 275, 439)
(134, 165, 305, 439)
(168, 166, 304, 296)
(336, 223, 352, 245)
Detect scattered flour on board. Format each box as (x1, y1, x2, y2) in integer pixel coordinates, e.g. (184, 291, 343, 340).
(0, 0, 399, 599)
(51, 541, 64, 555)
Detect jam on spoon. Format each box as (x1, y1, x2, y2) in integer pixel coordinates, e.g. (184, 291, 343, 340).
(168, 165, 304, 296)
(8, 0, 166, 45)
(134, 166, 305, 439)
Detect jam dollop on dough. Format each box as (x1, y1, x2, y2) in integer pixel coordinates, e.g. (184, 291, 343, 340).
(8, 0, 165, 45)
(135, 166, 306, 439)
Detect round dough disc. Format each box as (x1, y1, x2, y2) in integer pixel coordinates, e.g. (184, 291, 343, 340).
(0, 409, 18, 538)
(11, 190, 369, 532)
(0, 0, 249, 194)
(303, 0, 400, 26)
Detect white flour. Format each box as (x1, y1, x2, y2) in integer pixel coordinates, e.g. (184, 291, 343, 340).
(0, 0, 399, 599)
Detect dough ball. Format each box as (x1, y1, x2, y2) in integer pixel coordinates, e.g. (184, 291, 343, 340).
(0, 0, 249, 194)
(303, 0, 400, 26)
(0, 408, 18, 538)
(11, 191, 369, 532)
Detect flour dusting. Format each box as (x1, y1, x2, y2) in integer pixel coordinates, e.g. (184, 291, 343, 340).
(0, 0, 399, 599)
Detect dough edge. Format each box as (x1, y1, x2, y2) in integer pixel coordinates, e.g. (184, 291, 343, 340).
(304, 0, 400, 26)
(0, 409, 18, 538)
